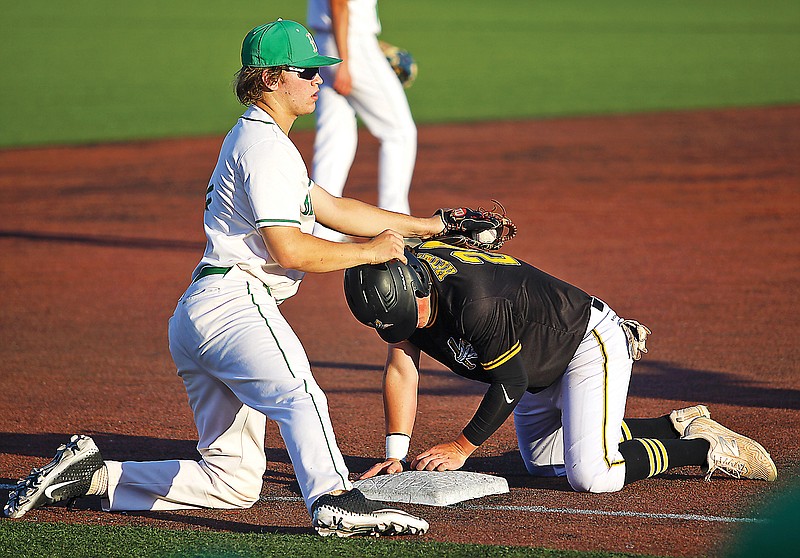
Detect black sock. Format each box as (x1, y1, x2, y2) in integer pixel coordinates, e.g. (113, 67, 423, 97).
(620, 438, 711, 485)
(621, 415, 679, 441)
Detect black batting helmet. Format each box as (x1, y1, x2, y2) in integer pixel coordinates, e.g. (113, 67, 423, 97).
(343, 249, 431, 343)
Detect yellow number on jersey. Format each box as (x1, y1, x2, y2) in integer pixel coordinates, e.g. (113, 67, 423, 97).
(419, 241, 520, 266)
(451, 250, 520, 265)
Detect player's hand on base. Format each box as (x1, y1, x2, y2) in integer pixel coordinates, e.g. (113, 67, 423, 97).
(358, 459, 405, 480)
(411, 441, 471, 472)
(364, 230, 407, 264)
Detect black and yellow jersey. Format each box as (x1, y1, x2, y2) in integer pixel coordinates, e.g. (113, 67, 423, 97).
(409, 241, 593, 393)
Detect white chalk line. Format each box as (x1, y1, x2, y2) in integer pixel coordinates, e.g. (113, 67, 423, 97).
(0, 487, 762, 524)
(459, 503, 765, 524)
(254, 495, 763, 524)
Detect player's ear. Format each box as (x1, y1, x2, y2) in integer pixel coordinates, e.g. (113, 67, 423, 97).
(261, 68, 281, 90)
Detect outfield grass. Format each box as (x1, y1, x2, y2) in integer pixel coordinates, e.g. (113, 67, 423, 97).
(0, 521, 668, 558)
(1, 0, 798, 147)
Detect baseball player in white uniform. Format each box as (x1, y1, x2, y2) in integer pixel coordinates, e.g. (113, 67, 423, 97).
(307, 0, 417, 241)
(4, 19, 442, 538)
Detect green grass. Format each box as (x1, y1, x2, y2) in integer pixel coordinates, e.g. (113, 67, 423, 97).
(1, 0, 798, 147)
(398, 1, 800, 123)
(0, 522, 666, 558)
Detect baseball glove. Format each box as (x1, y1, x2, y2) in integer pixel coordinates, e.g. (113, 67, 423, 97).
(379, 40, 418, 89)
(432, 200, 517, 251)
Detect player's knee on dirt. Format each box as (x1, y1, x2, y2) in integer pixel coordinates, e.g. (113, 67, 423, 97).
(565, 461, 625, 493)
(200, 463, 263, 508)
(198, 451, 266, 508)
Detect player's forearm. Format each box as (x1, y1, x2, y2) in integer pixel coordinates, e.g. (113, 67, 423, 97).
(321, 195, 443, 239)
(260, 226, 397, 273)
(330, 0, 349, 62)
(462, 380, 527, 447)
(383, 365, 418, 435)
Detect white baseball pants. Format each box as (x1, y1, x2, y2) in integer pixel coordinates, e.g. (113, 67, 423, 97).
(514, 300, 633, 493)
(102, 268, 352, 513)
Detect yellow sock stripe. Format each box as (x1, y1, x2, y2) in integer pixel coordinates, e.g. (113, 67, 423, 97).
(482, 341, 522, 370)
(645, 439, 662, 476)
(620, 420, 632, 442)
(639, 439, 670, 477)
(638, 439, 657, 477)
(651, 438, 669, 474)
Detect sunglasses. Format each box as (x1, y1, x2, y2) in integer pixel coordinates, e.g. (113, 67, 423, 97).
(285, 66, 320, 80)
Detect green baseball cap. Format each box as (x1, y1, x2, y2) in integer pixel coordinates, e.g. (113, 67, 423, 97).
(241, 19, 341, 68)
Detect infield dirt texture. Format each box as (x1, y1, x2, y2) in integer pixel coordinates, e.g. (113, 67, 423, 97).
(1, 2, 799, 557)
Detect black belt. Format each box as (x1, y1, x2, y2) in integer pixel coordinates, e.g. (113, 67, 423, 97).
(193, 266, 231, 283)
(591, 298, 605, 312)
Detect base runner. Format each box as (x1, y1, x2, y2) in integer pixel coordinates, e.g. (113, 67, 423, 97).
(344, 242, 777, 490)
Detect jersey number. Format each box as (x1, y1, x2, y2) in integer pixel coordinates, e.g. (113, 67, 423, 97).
(451, 249, 519, 265)
(419, 241, 520, 266)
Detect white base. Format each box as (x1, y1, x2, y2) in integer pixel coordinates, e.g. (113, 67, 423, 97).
(353, 471, 509, 507)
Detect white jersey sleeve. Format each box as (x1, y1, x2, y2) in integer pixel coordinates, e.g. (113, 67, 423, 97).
(243, 140, 312, 229)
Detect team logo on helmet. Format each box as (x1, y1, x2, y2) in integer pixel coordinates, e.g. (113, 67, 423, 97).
(369, 319, 394, 330)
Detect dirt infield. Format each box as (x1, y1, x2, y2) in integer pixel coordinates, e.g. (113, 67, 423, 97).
(1, 106, 798, 557)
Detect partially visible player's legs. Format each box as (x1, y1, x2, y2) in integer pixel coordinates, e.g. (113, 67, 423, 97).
(312, 82, 358, 200)
(620, 411, 776, 483)
(621, 405, 710, 440)
(517, 300, 775, 490)
(615, 405, 708, 483)
(346, 34, 416, 214)
(311, 32, 359, 242)
(173, 272, 352, 512)
(559, 302, 632, 493)
(513, 386, 566, 477)
(103, 274, 273, 511)
(219, 288, 353, 512)
(615, 405, 711, 483)
(104, 371, 267, 511)
(5, 276, 272, 518)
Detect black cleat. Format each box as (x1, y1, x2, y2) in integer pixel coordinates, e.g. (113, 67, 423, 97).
(311, 488, 428, 537)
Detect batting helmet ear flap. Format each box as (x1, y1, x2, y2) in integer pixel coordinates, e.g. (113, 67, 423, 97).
(344, 249, 431, 343)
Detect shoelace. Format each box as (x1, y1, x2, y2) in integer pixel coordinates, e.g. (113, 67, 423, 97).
(7, 441, 74, 500)
(10, 468, 44, 498)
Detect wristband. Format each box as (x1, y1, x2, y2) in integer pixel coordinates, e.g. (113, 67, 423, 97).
(385, 433, 410, 462)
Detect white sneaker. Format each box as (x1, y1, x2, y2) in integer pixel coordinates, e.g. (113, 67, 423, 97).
(683, 417, 777, 481)
(311, 488, 429, 537)
(4, 435, 103, 518)
(669, 404, 711, 436)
